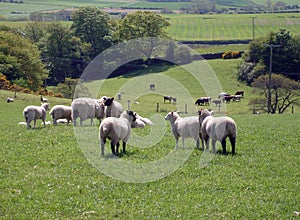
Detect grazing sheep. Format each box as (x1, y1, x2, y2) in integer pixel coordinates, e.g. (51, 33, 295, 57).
(99, 110, 136, 156)
(49, 105, 72, 126)
(164, 95, 176, 104)
(131, 112, 153, 128)
(103, 97, 123, 118)
(212, 99, 222, 106)
(6, 97, 14, 103)
(71, 98, 105, 126)
(199, 109, 236, 154)
(164, 111, 201, 149)
(195, 97, 211, 106)
(235, 90, 244, 97)
(23, 103, 50, 129)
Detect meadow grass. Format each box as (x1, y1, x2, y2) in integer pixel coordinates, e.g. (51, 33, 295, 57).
(1, 59, 299, 219)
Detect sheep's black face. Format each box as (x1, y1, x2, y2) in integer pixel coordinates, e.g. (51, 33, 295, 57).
(128, 111, 136, 122)
(104, 98, 114, 106)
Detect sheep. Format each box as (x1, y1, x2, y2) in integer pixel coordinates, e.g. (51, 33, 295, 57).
(49, 105, 72, 126)
(23, 103, 50, 129)
(99, 110, 136, 156)
(103, 97, 123, 118)
(40, 94, 48, 103)
(131, 112, 153, 128)
(71, 98, 105, 126)
(6, 97, 14, 103)
(164, 111, 201, 149)
(198, 109, 236, 154)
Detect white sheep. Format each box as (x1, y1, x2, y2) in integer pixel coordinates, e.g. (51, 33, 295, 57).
(199, 109, 236, 154)
(99, 110, 136, 156)
(103, 97, 123, 118)
(71, 98, 105, 126)
(6, 97, 14, 103)
(164, 111, 201, 149)
(131, 112, 153, 128)
(23, 103, 50, 129)
(49, 105, 72, 126)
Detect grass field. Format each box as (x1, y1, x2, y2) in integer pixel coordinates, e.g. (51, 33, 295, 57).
(1, 58, 299, 219)
(165, 13, 300, 41)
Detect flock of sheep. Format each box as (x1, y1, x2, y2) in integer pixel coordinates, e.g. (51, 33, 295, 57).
(20, 95, 237, 156)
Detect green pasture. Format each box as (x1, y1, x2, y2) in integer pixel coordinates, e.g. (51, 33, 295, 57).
(165, 13, 300, 41)
(1, 58, 300, 219)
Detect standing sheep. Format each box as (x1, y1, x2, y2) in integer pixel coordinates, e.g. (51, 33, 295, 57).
(71, 98, 105, 126)
(23, 103, 50, 129)
(198, 109, 236, 154)
(164, 111, 201, 149)
(49, 105, 72, 126)
(99, 110, 136, 156)
(103, 97, 123, 118)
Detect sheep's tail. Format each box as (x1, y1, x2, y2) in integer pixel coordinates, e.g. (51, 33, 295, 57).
(101, 124, 110, 136)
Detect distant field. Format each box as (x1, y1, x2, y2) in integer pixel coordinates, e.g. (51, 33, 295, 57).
(165, 13, 300, 41)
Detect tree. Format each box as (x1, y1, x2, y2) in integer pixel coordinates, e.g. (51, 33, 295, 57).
(238, 29, 300, 83)
(116, 11, 170, 62)
(71, 7, 112, 58)
(252, 74, 300, 114)
(40, 22, 91, 85)
(0, 30, 47, 91)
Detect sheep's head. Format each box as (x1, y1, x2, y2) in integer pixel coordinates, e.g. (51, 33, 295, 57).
(104, 97, 114, 106)
(42, 103, 50, 111)
(127, 110, 136, 122)
(198, 109, 211, 122)
(164, 111, 179, 122)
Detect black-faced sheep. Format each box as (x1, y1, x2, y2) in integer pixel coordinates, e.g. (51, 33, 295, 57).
(103, 97, 123, 118)
(49, 105, 72, 126)
(99, 110, 136, 156)
(71, 98, 105, 126)
(23, 103, 50, 129)
(199, 109, 236, 154)
(164, 111, 201, 149)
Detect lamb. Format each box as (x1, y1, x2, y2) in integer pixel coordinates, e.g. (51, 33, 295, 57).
(198, 109, 236, 154)
(103, 97, 123, 118)
(71, 98, 105, 126)
(6, 97, 14, 103)
(49, 105, 72, 126)
(164, 111, 201, 149)
(23, 103, 50, 129)
(131, 112, 153, 128)
(99, 110, 136, 156)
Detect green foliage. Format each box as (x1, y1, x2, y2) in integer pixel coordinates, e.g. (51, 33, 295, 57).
(118, 11, 170, 41)
(239, 29, 300, 84)
(71, 6, 112, 57)
(0, 29, 47, 91)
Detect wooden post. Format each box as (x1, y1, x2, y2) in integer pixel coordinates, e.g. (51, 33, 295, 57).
(292, 105, 294, 114)
(185, 104, 188, 114)
(128, 100, 131, 110)
(156, 103, 159, 112)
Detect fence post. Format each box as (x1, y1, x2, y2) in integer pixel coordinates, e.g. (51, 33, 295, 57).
(156, 103, 159, 112)
(185, 104, 188, 114)
(292, 105, 294, 114)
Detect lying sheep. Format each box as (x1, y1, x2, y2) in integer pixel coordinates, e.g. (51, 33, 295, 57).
(71, 98, 105, 126)
(23, 103, 50, 129)
(103, 97, 123, 118)
(99, 110, 136, 156)
(199, 109, 236, 154)
(49, 105, 72, 126)
(164, 111, 201, 149)
(131, 112, 153, 128)
(6, 97, 14, 103)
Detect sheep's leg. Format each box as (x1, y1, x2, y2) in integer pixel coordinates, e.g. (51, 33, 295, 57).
(196, 137, 200, 149)
(229, 136, 236, 155)
(100, 139, 105, 156)
(122, 142, 126, 154)
(212, 139, 217, 153)
(111, 142, 116, 155)
(116, 142, 120, 155)
(43, 120, 46, 128)
(221, 138, 227, 154)
(33, 119, 37, 129)
(182, 138, 185, 149)
(175, 137, 179, 149)
(90, 118, 93, 126)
